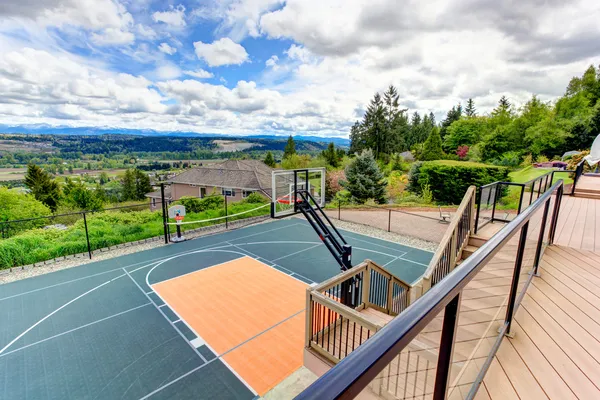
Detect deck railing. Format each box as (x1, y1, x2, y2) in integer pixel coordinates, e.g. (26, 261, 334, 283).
(411, 186, 476, 300)
(297, 179, 564, 400)
(306, 260, 411, 364)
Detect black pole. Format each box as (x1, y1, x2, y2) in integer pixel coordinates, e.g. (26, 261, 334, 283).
(549, 184, 564, 244)
(474, 187, 482, 234)
(388, 209, 391, 232)
(338, 200, 341, 220)
(505, 221, 529, 336)
(433, 293, 461, 400)
(83, 212, 92, 259)
(160, 183, 168, 244)
(533, 199, 551, 276)
(517, 184, 525, 215)
(491, 184, 500, 223)
(225, 194, 228, 229)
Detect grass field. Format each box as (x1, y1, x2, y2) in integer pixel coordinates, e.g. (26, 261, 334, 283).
(509, 166, 573, 185)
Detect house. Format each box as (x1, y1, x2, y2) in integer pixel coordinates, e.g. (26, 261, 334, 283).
(145, 187, 171, 211)
(167, 160, 275, 203)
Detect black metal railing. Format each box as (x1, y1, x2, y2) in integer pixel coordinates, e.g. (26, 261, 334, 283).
(475, 170, 566, 234)
(297, 179, 564, 400)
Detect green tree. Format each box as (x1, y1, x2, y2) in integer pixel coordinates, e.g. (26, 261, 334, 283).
(65, 180, 104, 211)
(263, 151, 276, 167)
(68, 165, 73, 174)
(0, 187, 50, 232)
(132, 169, 152, 200)
(24, 164, 61, 211)
(322, 142, 339, 168)
(283, 136, 296, 159)
(343, 149, 386, 204)
(440, 104, 462, 138)
(281, 154, 311, 170)
(443, 117, 487, 152)
(99, 172, 110, 185)
(465, 98, 476, 117)
(420, 127, 444, 161)
(121, 169, 135, 201)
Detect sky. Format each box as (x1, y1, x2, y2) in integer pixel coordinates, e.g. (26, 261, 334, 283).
(0, 0, 599, 138)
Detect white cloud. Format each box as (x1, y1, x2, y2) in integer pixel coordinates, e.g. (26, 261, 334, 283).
(194, 37, 249, 67)
(152, 4, 186, 27)
(91, 28, 135, 46)
(184, 69, 214, 79)
(136, 24, 157, 40)
(154, 63, 182, 80)
(158, 42, 177, 55)
(265, 55, 278, 68)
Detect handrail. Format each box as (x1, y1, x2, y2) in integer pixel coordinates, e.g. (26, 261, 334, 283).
(412, 186, 476, 298)
(297, 179, 564, 400)
(312, 262, 368, 293)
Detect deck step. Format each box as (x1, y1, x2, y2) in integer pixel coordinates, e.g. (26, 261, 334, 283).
(469, 236, 488, 247)
(574, 191, 600, 200)
(574, 187, 600, 194)
(461, 245, 480, 259)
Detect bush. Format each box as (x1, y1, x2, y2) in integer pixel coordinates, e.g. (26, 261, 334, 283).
(325, 170, 346, 200)
(243, 192, 266, 203)
(494, 151, 522, 168)
(408, 160, 510, 204)
(177, 195, 224, 213)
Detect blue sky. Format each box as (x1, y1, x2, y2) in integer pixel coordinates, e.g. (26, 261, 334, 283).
(0, 0, 598, 137)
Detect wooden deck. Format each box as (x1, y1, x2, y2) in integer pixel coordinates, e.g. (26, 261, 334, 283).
(478, 245, 600, 400)
(553, 195, 600, 252)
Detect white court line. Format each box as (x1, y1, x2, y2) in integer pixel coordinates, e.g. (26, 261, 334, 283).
(0, 273, 124, 355)
(226, 243, 315, 285)
(0, 302, 151, 358)
(158, 304, 167, 308)
(149, 255, 245, 286)
(123, 269, 208, 364)
(139, 309, 305, 400)
(173, 319, 181, 324)
(0, 222, 303, 303)
(148, 272, 257, 397)
(270, 243, 322, 262)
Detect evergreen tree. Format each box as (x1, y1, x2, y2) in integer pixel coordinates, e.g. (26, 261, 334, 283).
(121, 169, 135, 201)
(362, 92, 387, 159)
(349, 121, 364, 155)
(343, 149, 386, 204)
(283, 135, 296, 159)
(24, 164, 61, 211)
(465, 98, 477, 117)
(440, 105, 462, 138)
(420, 127, 444, 161)
(263, 151, 276, 167)
(133, 169, 152, 201)
(322, 142, 339, 168)
(497, 96, 511, 113)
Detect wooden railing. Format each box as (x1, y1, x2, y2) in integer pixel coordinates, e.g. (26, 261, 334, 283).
(306, 260, 411, 364)
(411, 186, 476, 300)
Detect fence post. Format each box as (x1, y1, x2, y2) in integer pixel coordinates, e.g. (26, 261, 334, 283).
(517, 184, 525, 215)
(491, 184, 500, 223)
(387, 209, 391, 232)
(160, 183, 168, 244)
(338, 200, 341, 220)
(433, 292, 461, 400)
(82, 212, 92, 259)
(548, 184, 564, 244)
(505, 221, 529, 337)
(474, 187, 482, 234)
(533, 199, 551, 276)
(225, 194, 228, 229)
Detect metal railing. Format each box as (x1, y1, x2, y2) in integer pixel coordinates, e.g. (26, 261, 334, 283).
(297, 179, 564, 400)
(474, 169, 566, 234)
(306, 260, 411, 365)
(411, 186, 476, 300)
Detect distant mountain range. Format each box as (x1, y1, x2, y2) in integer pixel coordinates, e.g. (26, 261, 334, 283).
(0, 124, 350, 146)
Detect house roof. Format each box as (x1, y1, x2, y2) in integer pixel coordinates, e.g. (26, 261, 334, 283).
(168, 160, 275, 194)
(145, 187, 171, 199)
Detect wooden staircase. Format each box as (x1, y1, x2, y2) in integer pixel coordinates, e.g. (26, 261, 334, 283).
(573, 175, 600, 200)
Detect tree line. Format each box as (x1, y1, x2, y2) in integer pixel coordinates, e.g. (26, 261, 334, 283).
(349, 64, 600, 165)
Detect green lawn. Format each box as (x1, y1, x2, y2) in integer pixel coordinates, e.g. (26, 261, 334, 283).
(509, 166, 573, 185)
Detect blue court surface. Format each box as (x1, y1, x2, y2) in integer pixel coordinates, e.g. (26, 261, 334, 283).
(0, 218, 432, 399)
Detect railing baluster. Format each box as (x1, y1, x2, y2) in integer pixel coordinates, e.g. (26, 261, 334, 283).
(505, 221, 529, 336)
(433, 293, 461, 400)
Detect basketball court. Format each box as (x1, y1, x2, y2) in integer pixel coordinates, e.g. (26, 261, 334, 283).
(0, 169, 434, 399)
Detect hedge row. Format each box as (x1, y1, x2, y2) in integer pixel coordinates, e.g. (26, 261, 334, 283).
(408, 160, 510, 204)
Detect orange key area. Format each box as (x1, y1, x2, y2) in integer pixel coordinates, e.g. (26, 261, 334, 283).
(152, 256, 308, 396)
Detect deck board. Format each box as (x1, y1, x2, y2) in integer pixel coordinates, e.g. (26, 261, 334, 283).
(478, 245, 600, 400)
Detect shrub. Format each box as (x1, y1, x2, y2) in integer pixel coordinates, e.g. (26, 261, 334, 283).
(494, 151, 522, 168)
(419, 128, 444, 161)
(387, 171, 408, 200)
(408, 160, 510, 204)
(567, 150, 592, 173)
(243, 192, 266, 203)
(343, 149, 386, 204)
(325, 170, 346, 200)
(456, 146, 469, 160)
(177, 195, 224, 213)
